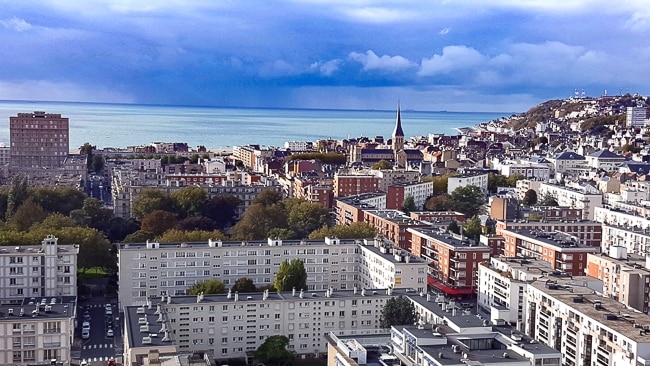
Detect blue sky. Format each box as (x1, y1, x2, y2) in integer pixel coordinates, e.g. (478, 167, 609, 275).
(0, 0, 649, 112)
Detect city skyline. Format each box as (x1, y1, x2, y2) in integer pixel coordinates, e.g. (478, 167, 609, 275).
(0, 1, 649, 112)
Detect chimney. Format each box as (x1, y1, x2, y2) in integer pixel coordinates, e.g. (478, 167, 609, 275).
(299, 289, 304, 299)
(426, 294, 431, 302)
(361, 288, 366, 296)
(292, 287, 296, 297)
(227, 288, 232, 299)
(166, 295, 172, 304)
(353, 285, 358, 295)
(234, 292, 239, 302)
(387, 287, 392, 296)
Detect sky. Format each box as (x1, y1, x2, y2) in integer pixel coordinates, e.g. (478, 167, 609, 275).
(0, 0, 649, 112)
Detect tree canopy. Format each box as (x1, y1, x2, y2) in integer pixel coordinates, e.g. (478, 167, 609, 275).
(449, 186, 485, 217)
(254, 335, 294, 366)
(371, 160, 393, 170)
(307, 222, 376, 240)
(380, 296, 417, 328)
(188, 278, 226, 295)
(274, 259, 307, 292)
(401, 195, 416, 214)
(523, 189, 538, 206)
(232, 277, 257, 293)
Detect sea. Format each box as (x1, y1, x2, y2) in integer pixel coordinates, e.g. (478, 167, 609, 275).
(0, 100, 511, 150)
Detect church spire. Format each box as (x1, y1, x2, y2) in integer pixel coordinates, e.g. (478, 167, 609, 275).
(393, 101, 405, 138)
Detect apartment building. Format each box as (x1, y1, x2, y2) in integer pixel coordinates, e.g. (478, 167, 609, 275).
(477, 257, 551, 330)
(117, 237, 425, 307)
(0, 235, 78, 304)
(547, 151, 587, 174)
(600, 222, 650, 255)
(585, 150, 626, 170)
(525, 279, 650, 366)
(333, 193, 386, 225)
(447, 173, 488, 194)
(124, 288, 394, 365)
(386, 181, 433, 211)
(409, 228, 491, 296)
(594, 205, 650, 230)
(627, 106, 648, 128)
(333, 174, 380, 197)
(495, 219, 602, 248)
(409, 211, 466, 223)
(515, 179, 542, 200)
(0, 296, 76, 366)
(501, 162, 551, 181)
(358, 240, 427, 294)
(499, 229, 599, 276)
(370, 169, 421, 192)
(363, 210, 430, 250)
(538, 183, 603, 220)
(586, 246, 650, 313)
(9, 111, 69, 169)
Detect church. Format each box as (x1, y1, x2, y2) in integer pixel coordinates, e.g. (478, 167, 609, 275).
(349, 104, 424, 168)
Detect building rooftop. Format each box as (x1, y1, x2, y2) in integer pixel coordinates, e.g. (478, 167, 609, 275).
(408, 228, 491, 250)
(0, 243, 78, 255)
(0, 296, 76, 321)
(360, 241, 426, 264)
(118, 237, 367, 251)
(508, 229, 599, 251)
(364, 210, 429, 226)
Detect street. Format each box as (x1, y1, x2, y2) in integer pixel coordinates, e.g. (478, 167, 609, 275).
(75, 298, 122, 366)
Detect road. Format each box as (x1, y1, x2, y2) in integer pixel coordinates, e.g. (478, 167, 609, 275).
(74, 298, 122, 366)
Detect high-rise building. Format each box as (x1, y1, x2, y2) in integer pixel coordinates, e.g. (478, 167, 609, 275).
(9, 111, 69, 169)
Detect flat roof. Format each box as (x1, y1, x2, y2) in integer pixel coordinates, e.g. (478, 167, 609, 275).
(0, 296, 76, 321)
(507, 229, 599, 251)
(360, 242, 426, 264)
(0, 244, 78, 255)
(118, 237, 367, 250)
(408, 228, 491, 250)
(364, 210, 430, 226)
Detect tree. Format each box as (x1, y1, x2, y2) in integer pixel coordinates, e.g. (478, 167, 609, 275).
(79, 197, 112, 230)
(462, 216, 483, 241)
(371, 159, 393, 170)
(254, 335, 294, 366)
(170, 186, 207, 218)
(123, 230, 155, 243)
(141, 210, 177, 237)
(29, 187, 86, 215)
(380, 296, 417, 328)
(487, 173, 508, 193)
(231, 203, 287, 240)
(537, 192, 559, 206)
(401, 195, 416, 214)
(253, 189, 283, 206)
(284, 198, 330, 238)
(156, 229, 226, 243)
(308, 222, 376, 240)
(7, 199, 47, 231)
(131, 188, 176, 220)
(424, 195, 452, 211)
(232, 277, 257, 293)
(175, 217, 216, 232)
(80, 142, 94, 169)
(274, 259, 307, 292)
(449, 186, 484, 217)
(422, 175, 450, 195)
(188, 278, 226, 295)
(203, 195, 241, 228)
(92, 154, 105, 172)
(104, 217, 140, 243)
(6, 175, 28, 219)
(447, 220, 460, 234)
(506, 173, 525, 187)
(523, 189, 538, 206)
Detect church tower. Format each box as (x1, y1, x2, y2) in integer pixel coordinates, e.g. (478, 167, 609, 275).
(392, 102, 405, 155)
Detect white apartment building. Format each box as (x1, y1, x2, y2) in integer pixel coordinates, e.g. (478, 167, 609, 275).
(395, 181, 433, 210)
(117, 237, 427, 307)
(0, 235, 78, 304)
(447, 173, 488, 195)
(284, 141, 311, 151)
(600, 222, 650, 255)
(358, 241, 427, 292)
(539, 183, 603, 220)
(515, 179, 542, 200)
(370, 169, 421, 192)
(501, 162, 550, 181)
(477, 257, 550, 330)
(123, 288, 394, 365)
(547, 151, 587, 174)
(594, 206, 650, 231)
(0, 297, 76, 366)
(627, 106, 648, 128)
(525, 279, 650, 366)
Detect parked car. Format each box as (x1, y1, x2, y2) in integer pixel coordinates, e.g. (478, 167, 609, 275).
(106, 328, 114, 337)
(82, 328, 90, 339)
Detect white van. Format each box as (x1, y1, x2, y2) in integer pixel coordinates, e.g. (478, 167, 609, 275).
(82, 328, 90, 339)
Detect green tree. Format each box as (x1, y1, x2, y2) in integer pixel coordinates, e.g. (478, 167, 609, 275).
(254, 335, 294, 366)
(371, 159, 393, 170)
(231, 203, 287, 240)
(506, 173, 525, 187)
(284, 198, 330, 238)
(253, 189, 283, 206)
(537, 192, 559, 206)
(188, 278, 226, 295)
(123, 230, 155, 243)
(156, 229, 226, 243)
(232, 277, 257, 293)
(7, 199, 47, 231)
(447, 220, 460, 234)
(401, 195, 416, 214)
(487, 173, 508, 193)
(131, 188, 176, 220)
(462, 216, 483, 241)
(274, 259, 307, 292)
(6, 175, 28, 219)
(79, 142, 94, 169)
(29, 187, 86, 215)
(92, 154, 105, 172)
(380, 296, 417, 328)
(169, 186, 207, 218)
(141, 210, 177, 237)
(523, 189, 538, 206)
(422, 175, 450, 195)
(104, 217, 140, 243)
(175, 217, 216, 232)
(307, 222, 376, 240)
(78, 197, 112, 230)
(449, 186, 485, 217)
(203, 195, 242, 228)
(424, 195, 452, 211)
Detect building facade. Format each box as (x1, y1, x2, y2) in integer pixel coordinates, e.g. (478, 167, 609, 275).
(9, 111, 69, 169)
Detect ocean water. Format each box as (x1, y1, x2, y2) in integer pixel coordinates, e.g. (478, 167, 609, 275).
(0, 101, 510, 150)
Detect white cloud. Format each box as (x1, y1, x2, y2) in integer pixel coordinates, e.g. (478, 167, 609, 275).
(418, 45, 486, 76)
(0, 80, 134, 103)
(349, 50, 414, 72)
(258, 60, 300, 78)
(438, 27, 450, 35)
(310, 59, 342, 76)
(0, 17, 33, 32)
(626, 10, 650, 32)
(340, 6, 415, 23)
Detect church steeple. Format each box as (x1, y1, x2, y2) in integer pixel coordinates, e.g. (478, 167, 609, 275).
(392, 102, 404, 153)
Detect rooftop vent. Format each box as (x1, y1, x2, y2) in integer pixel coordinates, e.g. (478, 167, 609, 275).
(142, 336, 152, 345)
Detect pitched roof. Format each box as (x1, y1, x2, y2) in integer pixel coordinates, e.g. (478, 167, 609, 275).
(555, 151, 585, 160)
(588, 149, 624, 159)
(393, 103, 404, 137)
